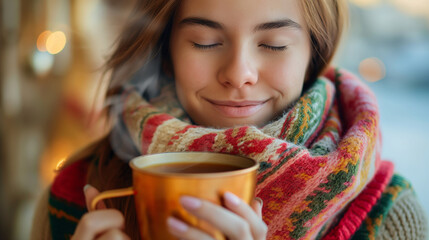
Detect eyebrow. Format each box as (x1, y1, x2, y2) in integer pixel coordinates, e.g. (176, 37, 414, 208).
(179, 17, 223, 29)
(179, 17, 302, 31)
(255, 19, 302, 31)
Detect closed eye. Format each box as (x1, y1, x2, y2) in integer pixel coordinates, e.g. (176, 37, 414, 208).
(259, 44, 287, 51)
(192, 42, 222, 50)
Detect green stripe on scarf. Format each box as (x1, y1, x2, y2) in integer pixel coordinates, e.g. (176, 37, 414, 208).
(351, 174, 412, 240)
(118, 67, 381, 239)
(49, 192, 86, 239)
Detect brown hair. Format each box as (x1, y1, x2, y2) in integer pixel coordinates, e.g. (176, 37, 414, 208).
(83, 1, 349, 239)
(105, 0, 179, 92)
(300, 1, 348, 86)
(105, 0, 348, 92)
(89, 1, 181, 239)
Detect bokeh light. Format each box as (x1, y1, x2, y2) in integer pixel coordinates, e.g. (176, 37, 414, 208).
(36, 30, 51, 52)
(40, 139, 74, 185)
(359, 57, 386, 82)
(55, 158, 67, 171)
(46, 31, 67, 55)
(389, 0, 429, 17)
(31, 50, 54, 76)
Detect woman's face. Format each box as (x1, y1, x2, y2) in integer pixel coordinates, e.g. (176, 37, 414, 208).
(170, 0, 311, 128)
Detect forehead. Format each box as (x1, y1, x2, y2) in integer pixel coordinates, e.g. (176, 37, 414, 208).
(174, 0, 306, 29)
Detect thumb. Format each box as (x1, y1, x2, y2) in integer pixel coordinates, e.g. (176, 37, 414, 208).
(84, 184, 107, 211)
(252, 197, 263, 218)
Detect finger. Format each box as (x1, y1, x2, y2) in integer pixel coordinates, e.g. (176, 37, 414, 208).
(84, 184, 107, 211)
(179, 196, 253, 240)
(72, 209, 125, 240)
(223, 192, 267, 240)
(251, 197, 263, 218)
(166, 217, 214, 240)
(96, 228, 130, 240)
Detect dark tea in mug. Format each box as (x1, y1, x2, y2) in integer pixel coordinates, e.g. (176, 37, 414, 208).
(144, 162, 244, 174)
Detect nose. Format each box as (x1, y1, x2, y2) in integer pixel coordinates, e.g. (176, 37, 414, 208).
(218, 48, 257, 88)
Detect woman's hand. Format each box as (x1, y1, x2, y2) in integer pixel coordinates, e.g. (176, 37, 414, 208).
(71, 185, 130, 240)
(167, 192, 267, 240)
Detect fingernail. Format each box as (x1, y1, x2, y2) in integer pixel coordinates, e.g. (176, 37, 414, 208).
(224, 192, 241, 206)
(255, 197, 263, 207)
(180, 196, 202, 210)
(167, 217, 189, 233)
(83, 184, 92, 192)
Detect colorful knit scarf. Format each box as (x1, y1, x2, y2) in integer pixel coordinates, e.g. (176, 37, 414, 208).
(117, 67, 381, 239)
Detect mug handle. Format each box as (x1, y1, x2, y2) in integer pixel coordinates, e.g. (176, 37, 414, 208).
(90, 187, 135, 211)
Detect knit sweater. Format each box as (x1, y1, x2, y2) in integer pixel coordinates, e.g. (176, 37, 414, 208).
(30, 146, 428, 240)
(115, 68, 383, 239)
(31, 67, 428, 239)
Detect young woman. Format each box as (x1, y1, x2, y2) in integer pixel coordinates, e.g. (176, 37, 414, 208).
(32, 0, 428, 239)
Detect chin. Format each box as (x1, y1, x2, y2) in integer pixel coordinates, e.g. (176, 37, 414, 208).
(198, 118, 266, 129)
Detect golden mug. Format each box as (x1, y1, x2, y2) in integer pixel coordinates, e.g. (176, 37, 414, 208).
(91, 152, 259, 240)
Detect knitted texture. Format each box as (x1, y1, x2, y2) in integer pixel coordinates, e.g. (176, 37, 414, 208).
(322, 161, 394, 240)
(43, 157, 427, 240)
(48, 158, 90, 239)
(119, 67, 382, 239)
(353, 174, 428, 240)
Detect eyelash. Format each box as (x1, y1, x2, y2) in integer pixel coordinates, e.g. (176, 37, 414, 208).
(259, 44, 287, 51)
(192, 43, 221, 49)
(192, 42, 287, 52)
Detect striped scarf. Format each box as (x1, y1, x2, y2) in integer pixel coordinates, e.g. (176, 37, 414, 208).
(119, 67, 381, 239)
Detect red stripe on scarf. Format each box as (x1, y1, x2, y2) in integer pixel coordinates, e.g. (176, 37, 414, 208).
(280, 113, 294, 139)
(169, 125, 198, 145)
(221, 127, 274, 155)
(258, 155, 326, 222)
(51, 160, 90, 207)
(322, 161, 394, 240)
(188, 133, 217, 151)
(141, 114, 174, 154)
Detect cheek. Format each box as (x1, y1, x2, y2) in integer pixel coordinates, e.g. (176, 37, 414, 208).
(171, 49, 213, 91)
(171, 49, 216, 114)
(261, 54, 307, 95)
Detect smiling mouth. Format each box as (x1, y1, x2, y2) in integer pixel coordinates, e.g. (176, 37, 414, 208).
(205, 99, 269, 118)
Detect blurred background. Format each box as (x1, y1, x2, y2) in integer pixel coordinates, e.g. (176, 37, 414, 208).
(0, 0, 428, 239)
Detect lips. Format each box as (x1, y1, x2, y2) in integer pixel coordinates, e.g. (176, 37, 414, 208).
(205, 98, 268, 118)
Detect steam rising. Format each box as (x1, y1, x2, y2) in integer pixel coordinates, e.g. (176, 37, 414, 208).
(109, 53, 165, 162)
